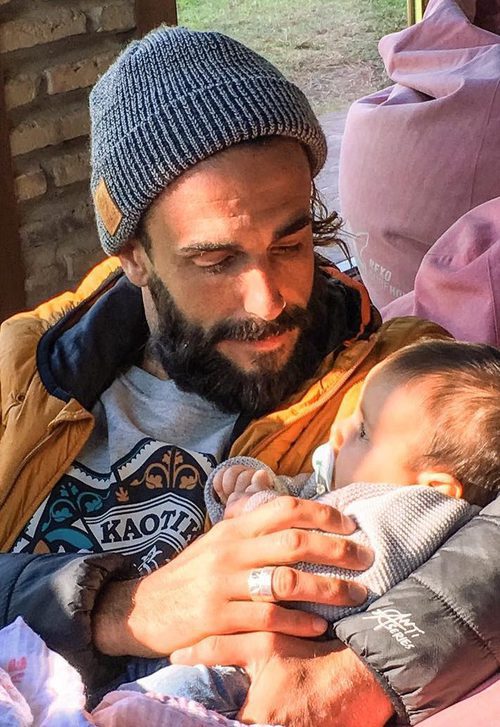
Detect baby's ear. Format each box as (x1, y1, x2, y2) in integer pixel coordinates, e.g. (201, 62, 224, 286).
(416, 471, 463, 499)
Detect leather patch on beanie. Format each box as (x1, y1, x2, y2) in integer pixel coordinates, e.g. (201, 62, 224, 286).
(94, 178, 122, 236)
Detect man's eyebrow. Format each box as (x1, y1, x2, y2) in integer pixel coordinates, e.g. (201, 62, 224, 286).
(272, 213, 312, 242)
(177, 241, 239, 256)
(177, 213, 312, 256)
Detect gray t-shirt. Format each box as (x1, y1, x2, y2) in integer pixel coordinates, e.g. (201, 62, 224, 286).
(13, 366, 237, 575)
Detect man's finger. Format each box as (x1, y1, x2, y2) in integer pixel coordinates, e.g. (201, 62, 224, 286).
(171, 632, 336, 669)
(171, 633, 262, 668)
(221, 600, 327, 638)
(270, 565, 367, 605)
(231, 496, 358, 538)
(238, 529, 373, 572)
(224, 492, 252, 519)
(232, 564, 367, 606)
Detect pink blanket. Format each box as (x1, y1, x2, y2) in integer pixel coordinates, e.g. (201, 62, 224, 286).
(418, 673, 500, 726)
(91, 675, 500, 726)
(92, 691, 276, 727)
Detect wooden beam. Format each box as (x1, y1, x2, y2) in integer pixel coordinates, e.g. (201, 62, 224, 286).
(407, 0, 429, 24)
(407, 0, 416, 25)
(136, 0, 178, 36)
(415, 0, 428, 21)
(0, 54, 25, 322)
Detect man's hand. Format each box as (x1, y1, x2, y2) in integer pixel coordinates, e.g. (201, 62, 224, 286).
(171, 633, 394, 727)
(92, 497, 372, 658)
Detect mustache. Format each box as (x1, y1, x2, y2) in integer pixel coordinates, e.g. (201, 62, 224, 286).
(206, 305, 312, 345)
(146, 266, 330, 416)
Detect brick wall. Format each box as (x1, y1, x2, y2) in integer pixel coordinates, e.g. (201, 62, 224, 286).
(0, 0, 138, 307)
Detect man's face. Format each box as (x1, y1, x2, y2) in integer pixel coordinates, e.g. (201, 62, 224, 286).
(146, 138, 315, 368)
(331, 366, 435, 488)
(129, 139, 329, 415)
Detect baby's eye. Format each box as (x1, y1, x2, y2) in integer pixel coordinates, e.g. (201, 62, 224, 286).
(359, 421, 368, 440)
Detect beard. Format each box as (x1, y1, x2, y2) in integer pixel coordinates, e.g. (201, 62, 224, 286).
(146, 267, 330, 418)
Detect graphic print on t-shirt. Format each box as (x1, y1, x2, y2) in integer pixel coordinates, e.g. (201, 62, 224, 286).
(14, 438, 216, 574)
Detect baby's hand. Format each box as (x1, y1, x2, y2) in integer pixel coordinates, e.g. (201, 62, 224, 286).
(225, 469, 276, 519)
(212, 466, 274, 516)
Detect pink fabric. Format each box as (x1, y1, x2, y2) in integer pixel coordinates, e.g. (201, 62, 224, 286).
(417, 673, 500, 725)
(381, 196, 500, 345)
(339, 0, 500, 309)
(91, 690, 275, 727)
(90, 678, 500, 726)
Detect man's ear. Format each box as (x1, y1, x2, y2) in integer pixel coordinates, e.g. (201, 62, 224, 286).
(416, 471, 463, 499)
(118, 240, 151, 287)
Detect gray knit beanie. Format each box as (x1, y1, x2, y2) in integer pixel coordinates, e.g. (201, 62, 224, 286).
(89, 26, 327, 255)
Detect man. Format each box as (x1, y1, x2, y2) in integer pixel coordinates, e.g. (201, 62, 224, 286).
(0, 26, 497, 727)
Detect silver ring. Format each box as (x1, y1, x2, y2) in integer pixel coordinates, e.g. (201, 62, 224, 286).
(248, 566, 276, 602)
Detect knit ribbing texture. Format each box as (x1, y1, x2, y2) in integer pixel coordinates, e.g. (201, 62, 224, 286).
(90, 26, 327, 255)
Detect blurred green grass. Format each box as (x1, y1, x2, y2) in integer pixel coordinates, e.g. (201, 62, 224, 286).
(177, 0, 406, 114)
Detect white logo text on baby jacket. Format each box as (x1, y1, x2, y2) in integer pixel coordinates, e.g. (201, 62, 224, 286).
(363, 608, 425, 650)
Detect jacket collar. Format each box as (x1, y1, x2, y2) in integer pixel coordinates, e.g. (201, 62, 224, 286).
(37, 270, 148, 410)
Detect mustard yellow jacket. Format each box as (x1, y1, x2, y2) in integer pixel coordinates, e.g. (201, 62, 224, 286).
(0, 258, 447, 552)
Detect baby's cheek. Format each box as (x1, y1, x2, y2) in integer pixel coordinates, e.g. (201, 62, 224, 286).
(333, 447, 355, 489)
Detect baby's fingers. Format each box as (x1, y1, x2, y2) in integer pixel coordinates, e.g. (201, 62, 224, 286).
(250, 469, 274, 490)
(212, 469, 226, 499)
(220, 466, 254, 498)
(234, 469, 258, 493)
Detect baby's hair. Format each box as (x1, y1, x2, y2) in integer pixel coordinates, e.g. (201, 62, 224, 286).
(380, 339, 500, 507)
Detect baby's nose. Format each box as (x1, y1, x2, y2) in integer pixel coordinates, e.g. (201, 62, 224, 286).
(330, 421, 345, 455)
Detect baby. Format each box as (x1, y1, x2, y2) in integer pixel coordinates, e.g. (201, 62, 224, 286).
(120, 339, 500, 718)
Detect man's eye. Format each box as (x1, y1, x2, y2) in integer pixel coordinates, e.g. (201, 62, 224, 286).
(273, 243, 302, 256)
(193, 253, 233, 272)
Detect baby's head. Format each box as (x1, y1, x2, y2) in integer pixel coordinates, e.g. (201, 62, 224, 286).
(332, 339, 500, 507)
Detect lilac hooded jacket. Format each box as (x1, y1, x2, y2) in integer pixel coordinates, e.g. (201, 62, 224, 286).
(339, 0, 500, 344)
(382, 196, 500, 345)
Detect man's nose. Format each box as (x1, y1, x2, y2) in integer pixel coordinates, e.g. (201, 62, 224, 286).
(241, 266, 285, 321)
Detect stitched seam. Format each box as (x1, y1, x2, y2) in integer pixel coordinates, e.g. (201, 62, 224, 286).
(410, 573, 499, 665)
(476, 514, 498, 527)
